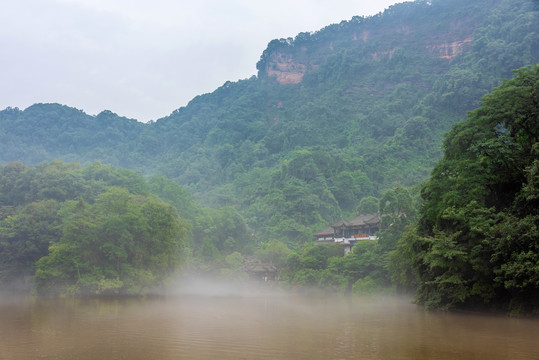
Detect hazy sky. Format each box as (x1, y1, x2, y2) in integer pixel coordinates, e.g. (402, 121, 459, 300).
(1, 0, 401, 122)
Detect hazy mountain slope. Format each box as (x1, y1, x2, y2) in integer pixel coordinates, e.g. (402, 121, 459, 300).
(0, 0, 537, 241)
(0, 105, 145, 167)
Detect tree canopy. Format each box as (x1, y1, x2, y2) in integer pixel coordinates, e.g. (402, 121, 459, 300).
(391, 64, 539, 313)
(34, 188, 186, 296)
(0, 161, 254, 295)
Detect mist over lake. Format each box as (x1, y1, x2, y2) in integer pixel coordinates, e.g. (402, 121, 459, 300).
(2, 285, 539, 360)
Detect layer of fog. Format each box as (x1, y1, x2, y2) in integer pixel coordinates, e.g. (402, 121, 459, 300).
(164, 273, 288, 298)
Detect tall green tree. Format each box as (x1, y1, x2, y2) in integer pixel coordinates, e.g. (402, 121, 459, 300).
(0, 200, 61, 286)
(392, 65, 539, 312)
(35, 188, 188, 296)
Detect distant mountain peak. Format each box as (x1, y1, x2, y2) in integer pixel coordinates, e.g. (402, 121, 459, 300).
(257, 0, 490, 84)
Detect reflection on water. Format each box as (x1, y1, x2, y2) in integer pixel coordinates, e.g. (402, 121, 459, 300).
(1, 290, 538, 360)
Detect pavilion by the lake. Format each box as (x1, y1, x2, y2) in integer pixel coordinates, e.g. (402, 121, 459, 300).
(313, 213, 380, 254)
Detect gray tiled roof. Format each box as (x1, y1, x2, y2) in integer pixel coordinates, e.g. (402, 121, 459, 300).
(330, 219, 350, 228)
(314, 213, 381, 237)
(313, 225, 334, 236)
(348, 213, 380, 226)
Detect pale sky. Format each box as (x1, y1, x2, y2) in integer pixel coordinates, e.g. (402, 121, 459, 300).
(1, 0, 401, 122)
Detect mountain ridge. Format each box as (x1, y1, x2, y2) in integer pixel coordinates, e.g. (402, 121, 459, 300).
(256, 0, 491, 84)
(0, 0, 537, 241)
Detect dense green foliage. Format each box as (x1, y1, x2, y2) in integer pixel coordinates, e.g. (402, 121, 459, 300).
(0, 161, 254, 295)
(252, 186, 418, 293)
(391, 65, 539, 313)
(35, 188, 186, 295)
(0, 0, 536, 244)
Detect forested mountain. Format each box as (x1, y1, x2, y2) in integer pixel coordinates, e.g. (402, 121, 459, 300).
(0, 161, 254, 294)
(391, 64, 539, 313)
(0, 161, 188, 295)
(0, 0, 537, 243)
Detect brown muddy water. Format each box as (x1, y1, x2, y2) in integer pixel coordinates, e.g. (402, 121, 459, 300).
(1, 289, 538, 360)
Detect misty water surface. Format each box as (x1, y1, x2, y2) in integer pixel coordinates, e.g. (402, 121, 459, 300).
(1, 282, 538, 359)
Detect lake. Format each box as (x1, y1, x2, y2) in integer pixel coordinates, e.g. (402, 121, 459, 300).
(1, 285, 538, 359)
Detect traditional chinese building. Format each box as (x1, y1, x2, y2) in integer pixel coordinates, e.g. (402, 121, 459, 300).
(242, 260, 278, 281)
(313, 213, 380, 254)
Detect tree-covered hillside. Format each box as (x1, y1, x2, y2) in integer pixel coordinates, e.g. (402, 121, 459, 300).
(0, 161, 256, 294)
(0, 0, 537, 242)
(391, 64, 539, 314)
(0, 161, 187, 295)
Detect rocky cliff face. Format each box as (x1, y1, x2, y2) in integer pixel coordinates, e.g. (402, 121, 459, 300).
(427, 37, 474, 59)
(257, 0, 489, 85)
(266, 52, 307, 84)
